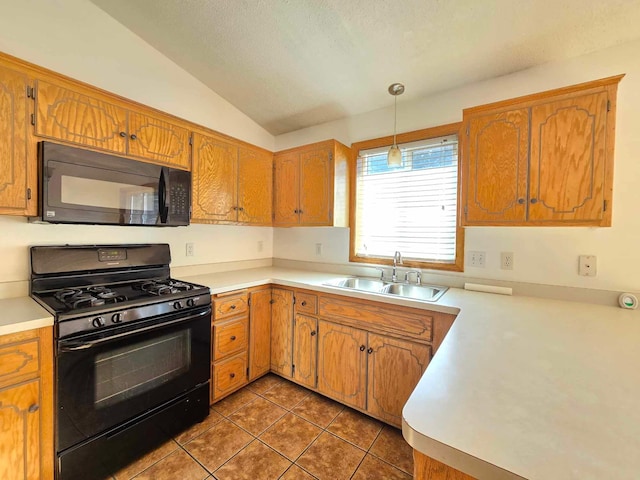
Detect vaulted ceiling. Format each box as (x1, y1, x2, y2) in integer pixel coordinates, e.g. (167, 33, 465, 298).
(90, 0, 640, 135)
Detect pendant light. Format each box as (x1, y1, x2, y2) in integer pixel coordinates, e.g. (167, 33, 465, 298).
(387, 83, 405, 167)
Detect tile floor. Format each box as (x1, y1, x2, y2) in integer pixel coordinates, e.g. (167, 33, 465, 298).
(108, 374, 415, 479)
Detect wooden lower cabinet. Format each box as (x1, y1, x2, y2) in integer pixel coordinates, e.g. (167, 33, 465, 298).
(414, 450, 476, 480)
(270, 288, 293, 377)
(212, 352, 247, 400)
(316, 320, 368, 410)
(367, 334, 431, 425)
(248, 287, 272, 381)
(212, 316, 248, 361)
(0, 327, 53, 480)
(292, 314, 317, 388)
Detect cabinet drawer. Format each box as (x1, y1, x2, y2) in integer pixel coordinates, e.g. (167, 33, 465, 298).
(213, 292, 248, 319)
(213, 316, 248, 361)
(212, 352, 247, 400)
(318, 295, 433, 342)
(295, 292, 317, 315)
(0, 338, 39, 389)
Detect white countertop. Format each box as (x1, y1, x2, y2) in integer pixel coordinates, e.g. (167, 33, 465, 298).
(3, 265, 639, 479)
(0, 296, 54, 336)
(180, 267, 640, 480)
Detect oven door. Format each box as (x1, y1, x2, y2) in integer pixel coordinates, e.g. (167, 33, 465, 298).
(56, 307, 211, 452)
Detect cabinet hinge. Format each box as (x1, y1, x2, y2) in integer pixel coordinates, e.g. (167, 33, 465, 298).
(464, 205, 468, 215)
(248, 297, 251, 307)
(329, 152, 333, 161)
(292, 365, 295, 376)
(246, 367, 249, 377)
(26, 85, 35, 98)
(466, 125, 470, 136)
(603, 200, 607, 212)
(27, 188, 32, 200)
(189, 135, 193, 146)
(292, 296, 296, 305)
(607, 100, 611, 112)
(30, 113, 35, 126)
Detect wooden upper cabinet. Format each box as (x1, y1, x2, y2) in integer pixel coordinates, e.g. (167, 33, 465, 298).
(270, 288, 294, 377)
(293, 314, 318, 389)
(461, 75, 622, 227)
(273, 152, 300, 225)
(273, 139, 350, 227)
(127, 111, 191, 169)
(465, 108, 529, 224)
(237, 145, 272, 225)
(191, 132, 238, 223)
(35, 80, 128, 155)
(300, 148, 332, 225)
(316, 320, 367, 410)
(249, 287, 272, 381)
(0, 61, 35, 216)
(366, 334, 431, 426)
(529, 92, 607, 223)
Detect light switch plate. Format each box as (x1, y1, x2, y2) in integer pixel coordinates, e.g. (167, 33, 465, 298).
(579, 255, 597, 276)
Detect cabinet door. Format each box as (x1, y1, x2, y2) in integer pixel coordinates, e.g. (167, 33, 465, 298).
(0, 379, 40, 480)
(191, 133, 238, 223)
(293, 314, 317, 389)
(35, 79, 128, 154)
(463, 108, 529, 224)
(299, 147, 333, 225)
(249, 288, 272, 381)
(367, 334, 431, 426)
(0, 63, 33, 215)
(237, 146, 273, 225)
(529, 92, 608, 223)
(270, 288, 294, 377)
(127, 111, 191, 169)
(273, 153, 300, 226)
(212, 352, 248, 402)
(317, 320, 367, 410)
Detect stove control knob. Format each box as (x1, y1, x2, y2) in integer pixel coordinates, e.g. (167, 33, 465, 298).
(92, 317, 105, 328)
(186, 298, 196, 307)
(111, 313, 123, 323)
(173, 301, 183, 310)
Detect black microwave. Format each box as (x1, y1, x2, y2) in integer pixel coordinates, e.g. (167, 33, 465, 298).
(32, 142, 191, 226)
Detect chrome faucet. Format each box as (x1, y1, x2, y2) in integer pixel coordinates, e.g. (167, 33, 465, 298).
(404, 270, 422, 285)
(374, 267, 386, 280)
(392, 251, 403, 282)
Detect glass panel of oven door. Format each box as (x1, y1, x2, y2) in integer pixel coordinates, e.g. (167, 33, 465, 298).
(45, 158, 162, 225)
(56, 310, 210, 452)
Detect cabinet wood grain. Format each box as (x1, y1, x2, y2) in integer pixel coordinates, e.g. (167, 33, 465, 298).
(414, 450, 476, 480)
(35, 79, 128, 154)
(0, 62, 35, 216)
(367, 334, 431, 426)
(237, 145, 272, 225)
(293, 314, 318, 389)
(273, 152, 299, 225)
(213, 316, 248, 361)
(0, 338, 39, 389)
(213, 292, 248, 319)
(299, 148, 332, 225)
(249, 288, 272, 381)
(212, 352, 247, 399)
(316, 320, 367, 410)
(127, 111, 191, 169)
(270, 288, 294, 377)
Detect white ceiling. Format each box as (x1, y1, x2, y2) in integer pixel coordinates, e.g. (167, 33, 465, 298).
(90, 0, 640, 135)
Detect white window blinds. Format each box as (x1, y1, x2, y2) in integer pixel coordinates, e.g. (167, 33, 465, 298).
(354, 134, 459, 264)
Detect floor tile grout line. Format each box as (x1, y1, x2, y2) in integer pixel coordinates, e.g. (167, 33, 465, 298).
(177, 441, 219, 477)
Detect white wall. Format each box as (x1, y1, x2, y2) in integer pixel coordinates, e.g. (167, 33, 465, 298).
(0, 0, 276, 283)
(274, 38, 640, 292)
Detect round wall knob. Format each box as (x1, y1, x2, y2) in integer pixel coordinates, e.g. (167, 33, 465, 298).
(530, 198, 538, 204)
(230, 304, 237, 310)
(28, 404, 39, 413)
(301, 301, 307, 306)
(359, 345, 366, 351)
(230, 335, 237, 341)
(119, 131, 127, 138)
(367, 347, 373, 354)
(130, 134, 138, 140)
(230, 373, 236, 378)
(517, 198, 525, 204)
(310, 331, 316, 336)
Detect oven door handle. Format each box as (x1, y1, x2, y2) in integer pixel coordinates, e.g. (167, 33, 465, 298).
(58, 308, 210, 352)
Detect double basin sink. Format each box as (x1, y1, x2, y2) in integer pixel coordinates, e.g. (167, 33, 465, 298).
(323, 277, 448, 302)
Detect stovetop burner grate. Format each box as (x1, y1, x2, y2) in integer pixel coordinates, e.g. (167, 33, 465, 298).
(54, 287, 128, 309)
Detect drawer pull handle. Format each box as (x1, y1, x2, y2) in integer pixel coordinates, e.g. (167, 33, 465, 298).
(530, 198, 538, 204)
(301, 301, 307, 306)
(130, 134, 138, 140)
(230, 335, 237, 341)
(310, 330, 316, 336)
(517, 198, 525, 204)
(28, 404, 39, 414)
(230, 305, 237, 310)
(230, 373, 236, 378)
(359, 345, 366, 352)
(367, 347, 373, 354)
(294, 209, 299, 214)
(119, 131, 127, 138)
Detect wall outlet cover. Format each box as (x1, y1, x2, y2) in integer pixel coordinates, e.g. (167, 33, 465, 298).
(185, 242, 195, 257)
(467, 251, 486, 268)
(501, 252, 514, 270)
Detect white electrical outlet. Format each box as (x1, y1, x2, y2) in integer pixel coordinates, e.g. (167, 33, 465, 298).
(257, 241, 264, 252)
(501, 252, 514, 270)
(579, 255, 597, 276)
(185, 242, 195, 257)
(468, 251, 486, 268)
(315, 243, 323, 256)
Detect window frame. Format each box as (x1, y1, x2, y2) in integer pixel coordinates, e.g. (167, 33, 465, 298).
(349, 122, 465, 272)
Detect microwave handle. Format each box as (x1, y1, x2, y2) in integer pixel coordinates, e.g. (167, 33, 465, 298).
(159, 168, 169, 223)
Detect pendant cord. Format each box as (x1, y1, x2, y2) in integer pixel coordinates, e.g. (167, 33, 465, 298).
(393, 95, 398, 147)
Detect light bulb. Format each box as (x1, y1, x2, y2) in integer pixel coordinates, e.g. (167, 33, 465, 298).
(387, 145, 402, 166)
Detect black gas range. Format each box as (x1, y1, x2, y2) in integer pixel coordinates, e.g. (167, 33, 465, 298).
(30, 244, 211, 480)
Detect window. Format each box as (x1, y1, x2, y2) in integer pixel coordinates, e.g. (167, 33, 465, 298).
(350, 124, 464, 271)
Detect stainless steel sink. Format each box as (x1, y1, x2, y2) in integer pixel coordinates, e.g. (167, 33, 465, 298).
(323, 277, 447, 302)
(380, 283, 447, 302)
(324, 277, 389, 292)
